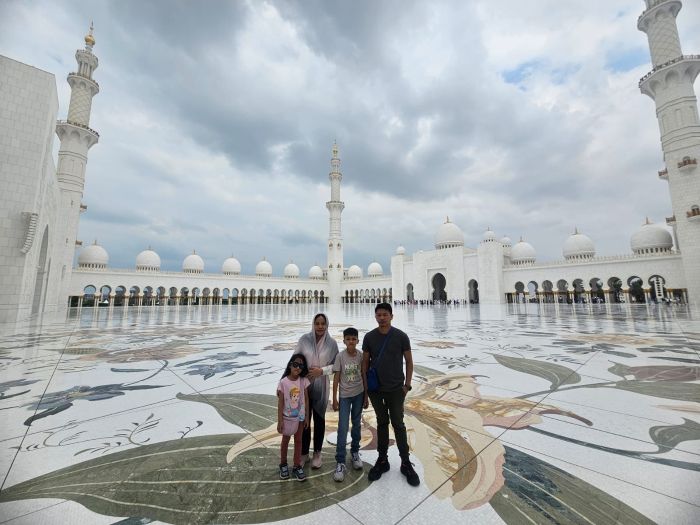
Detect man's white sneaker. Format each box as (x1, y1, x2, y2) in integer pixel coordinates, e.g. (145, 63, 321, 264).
(333, 463, 346, 482)
(311, 451, 322, 469)
(351, 452, 363, 470)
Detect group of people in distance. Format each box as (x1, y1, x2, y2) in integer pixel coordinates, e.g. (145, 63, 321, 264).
(276, 302, 420, 486)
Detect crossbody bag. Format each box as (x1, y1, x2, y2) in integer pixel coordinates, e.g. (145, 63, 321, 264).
(366, 328, 392, 393)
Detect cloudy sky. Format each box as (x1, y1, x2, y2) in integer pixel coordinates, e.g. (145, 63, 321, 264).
(2, 0, 699, 275)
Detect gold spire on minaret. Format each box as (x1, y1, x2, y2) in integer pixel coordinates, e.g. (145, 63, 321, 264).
(84, 21, 95, 47)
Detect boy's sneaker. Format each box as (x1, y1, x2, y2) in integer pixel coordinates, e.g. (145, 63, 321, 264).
(292, 465, 307, 482)
(333, 463, 346, 482)
(311, 451, 322, 469)
(351, 452, 363, 470)
(279, 463, 290, 480)
(368, 457, 390, 481)
(400, 460, 420, 487)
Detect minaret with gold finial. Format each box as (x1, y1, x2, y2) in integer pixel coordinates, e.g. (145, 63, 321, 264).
(326, 142, 345, 303)
(55, 23, 100, 301)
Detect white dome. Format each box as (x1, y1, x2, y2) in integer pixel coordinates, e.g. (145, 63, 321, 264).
(78, 241, 109, 269)
(135, 248, 160, 271)
(284, 261, 300, 278)
(222, 256, 241, 275)
(183, 251, 204, 273)
(563, 229, 595, 260)
(255, 258, 272, 276)
(435, 217, 465, 249)
(482, 228, 497, 243)
(511, 238, 536, 264)
(500, 236, 512, 247)
(631, 218, 673, 254)
(368, 261, 383, 276)
(396, 245, 406, 255)
(309, 265, 323, 279)
(348, 265, 362, 278)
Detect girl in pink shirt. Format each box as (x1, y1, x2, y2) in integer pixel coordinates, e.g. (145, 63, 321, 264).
(277, 353, 310, 481)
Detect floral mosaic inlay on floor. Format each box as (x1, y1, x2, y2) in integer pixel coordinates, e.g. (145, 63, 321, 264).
(0, 303, 698, 524)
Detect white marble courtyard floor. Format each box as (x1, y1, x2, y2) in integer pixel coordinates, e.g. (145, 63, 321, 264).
(0, 303, 698, 524)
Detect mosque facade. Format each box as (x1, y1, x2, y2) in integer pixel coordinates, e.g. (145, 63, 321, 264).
(0, 1, 698, 324)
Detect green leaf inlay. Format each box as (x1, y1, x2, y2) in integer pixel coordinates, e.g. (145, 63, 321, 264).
(492, 354, 581, 390)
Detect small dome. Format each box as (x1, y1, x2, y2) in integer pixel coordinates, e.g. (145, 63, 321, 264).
(631, 218, 673, 254)
(511, 238, 536, 265)
(222, 256, 241, 275)
(78, 241, 108, 269)
(309, 265, 323, 279)
(482, 228, 497, 243)
(435, 217, 465, 249)
(135, 248, 160, 271)
(183, 251, 204, 274)
(255, 258, 272, 276)
(284, 261, 300, 278)
(368, 261, 383, 277)
(348, 265, 362, 279)
(396, 245, 406, 255)
(500, 236, 512, 247)
(563, 228, 595, 260)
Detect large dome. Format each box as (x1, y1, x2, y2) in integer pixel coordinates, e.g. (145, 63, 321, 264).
(348, 265, 362, 279)
(222, 256, 241, 275)
(309, 265, 323, 279)
(284, 261, 300, 278)
(135, 248, 160, 271)
(368, 261, 383, 277)
(255, 258, 272, 276)
(78, 241, 109, 269)
(435, 217, 465, 249)
(511, 238, 536, 265)
(183, 251, 204, 274)
(631, 218, 673, 254)
(563, 229, 595, 260)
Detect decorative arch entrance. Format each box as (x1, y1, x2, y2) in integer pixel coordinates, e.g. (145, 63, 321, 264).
(468, 279, 479, 303)
(431, 273, 446, 301)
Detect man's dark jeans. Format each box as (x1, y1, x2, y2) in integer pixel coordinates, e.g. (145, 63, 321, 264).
(368, 388, 409, 461)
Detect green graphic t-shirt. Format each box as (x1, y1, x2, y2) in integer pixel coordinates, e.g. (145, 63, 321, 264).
(333, 349, 365, 398)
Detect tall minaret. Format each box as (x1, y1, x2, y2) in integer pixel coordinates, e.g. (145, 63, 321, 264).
(638, 1, 700, 304)
(326, 142, 345, 303)
(55, 24, 100, 302)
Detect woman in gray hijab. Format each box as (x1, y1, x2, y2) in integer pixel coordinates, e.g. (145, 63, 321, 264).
(295, 312, 338, 469)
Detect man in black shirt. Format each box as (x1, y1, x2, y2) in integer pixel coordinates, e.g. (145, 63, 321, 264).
(362, 302, 420, 486)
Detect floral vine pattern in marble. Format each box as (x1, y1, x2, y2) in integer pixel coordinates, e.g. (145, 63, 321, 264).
(22, 383, 169, 426)
(173, 351, 272, 380)
(0, 379, 39, 400)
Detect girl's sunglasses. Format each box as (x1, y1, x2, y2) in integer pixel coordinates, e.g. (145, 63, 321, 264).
(290, 362, 304, 368)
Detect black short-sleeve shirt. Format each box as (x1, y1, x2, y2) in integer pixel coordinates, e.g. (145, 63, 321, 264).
(362, 326, 411, 392)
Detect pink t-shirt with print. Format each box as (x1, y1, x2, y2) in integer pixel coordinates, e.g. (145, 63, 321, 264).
(277, 376, 310, 421)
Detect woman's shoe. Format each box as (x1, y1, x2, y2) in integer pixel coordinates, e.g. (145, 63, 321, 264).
(311, 451, 322, 469)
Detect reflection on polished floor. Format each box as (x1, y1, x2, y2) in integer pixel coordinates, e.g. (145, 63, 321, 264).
(0, 303, 698, 524)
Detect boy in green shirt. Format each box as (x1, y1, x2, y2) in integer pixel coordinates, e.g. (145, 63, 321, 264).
(332, 327, 369, 481)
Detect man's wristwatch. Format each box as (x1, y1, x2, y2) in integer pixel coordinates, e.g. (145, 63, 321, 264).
(404, 384, 412, 391)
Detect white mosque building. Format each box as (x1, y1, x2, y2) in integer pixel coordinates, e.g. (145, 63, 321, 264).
(1, 1, 698, 324)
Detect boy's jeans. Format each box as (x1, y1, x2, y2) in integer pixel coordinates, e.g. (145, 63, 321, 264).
(335, 391, 364, 463)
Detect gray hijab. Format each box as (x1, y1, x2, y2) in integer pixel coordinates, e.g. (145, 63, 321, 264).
(295, 313, 339, 414)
